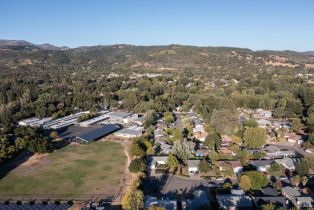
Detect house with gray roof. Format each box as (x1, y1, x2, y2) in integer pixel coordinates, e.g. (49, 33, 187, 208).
(187, 160, 201, 174)
(195, 149, 208, 157)
(159, 143, 172, 155)
(183, 189, 210, 210)
(263, 145, 295, 159)
(275, 158, 302, 171)
(146, 156, 168, 175)
(144, 195, 177, 210)
(253, 197, 287, 209)
(282, 186, 314, 208)
(216, 194, 252, 210)
(250, 160, 274, 172)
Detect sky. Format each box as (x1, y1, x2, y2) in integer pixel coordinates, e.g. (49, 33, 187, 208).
(1, 0, 314, 51)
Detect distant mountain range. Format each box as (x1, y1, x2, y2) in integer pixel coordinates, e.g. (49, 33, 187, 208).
(0, 39, 69, 50)
(0, 39, 313, 72)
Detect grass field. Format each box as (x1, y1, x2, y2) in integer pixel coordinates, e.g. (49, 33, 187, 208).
(0, 141, 126, 197)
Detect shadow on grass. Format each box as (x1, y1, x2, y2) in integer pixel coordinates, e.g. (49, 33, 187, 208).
(0, 150, 33, 180)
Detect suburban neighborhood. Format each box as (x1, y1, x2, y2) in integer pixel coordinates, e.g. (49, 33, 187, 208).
(2, 101, 314, 210)
(1, 2, 314, 209)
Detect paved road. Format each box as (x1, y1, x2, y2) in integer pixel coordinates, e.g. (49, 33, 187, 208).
(174, 112, 184, 129)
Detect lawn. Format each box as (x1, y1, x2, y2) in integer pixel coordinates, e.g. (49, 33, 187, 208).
(0, 141, 126, 197)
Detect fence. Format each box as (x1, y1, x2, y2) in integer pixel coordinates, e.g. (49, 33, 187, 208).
(0, 194, 119, 202)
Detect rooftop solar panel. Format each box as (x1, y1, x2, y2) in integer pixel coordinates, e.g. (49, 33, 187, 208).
(77, 124, 120, 142)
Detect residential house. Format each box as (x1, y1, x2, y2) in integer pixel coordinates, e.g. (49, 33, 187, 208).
(221, 135, 233, 147)
(253, 109, 272, 119)
(216, 188, 252, 210)
(147, 156, 168, 175)
(195, 149, 209, 157)
(187, 160, 200, 174)
(159, 143, 172, 155)
(156, 119, 167, 130)
(218, 147, 235, 157)
(263, 145, 295, 159)
(257, 119, 271, 128)
(216, 160, 243, 175)
(253, 197, 287, 209)
(282, 186, 314, 208)
(275, 157, 302, 171)
(193, 125, 208, 142)
(154, 128, 164, 139)
(250, 160, 274, 172)
(284, 132, 303, 144)
(182, 189, 210, 210)
(144, 196, 177, 210)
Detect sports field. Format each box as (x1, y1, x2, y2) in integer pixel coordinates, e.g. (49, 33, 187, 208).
(0, 141, 126, 198)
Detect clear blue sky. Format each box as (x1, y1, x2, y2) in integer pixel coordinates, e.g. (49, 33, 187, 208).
(1, 0, 313, 51)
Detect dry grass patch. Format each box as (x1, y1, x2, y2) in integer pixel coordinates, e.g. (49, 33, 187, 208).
(0, 141, 126, 197)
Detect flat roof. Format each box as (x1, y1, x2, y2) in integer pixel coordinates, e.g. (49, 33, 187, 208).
(187, 160, 201, 168)
(77, 124, 121, 142)
(116, 128, 143, 135)
(108, 111, 133, 118)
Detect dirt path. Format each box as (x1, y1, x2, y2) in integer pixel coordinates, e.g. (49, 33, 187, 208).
(114, 140, 136, 202)
(106, 139, 138, 204)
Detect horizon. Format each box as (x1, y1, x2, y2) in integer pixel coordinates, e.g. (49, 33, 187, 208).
(1, 0, 314, 51)
(2, 38, 314, 53)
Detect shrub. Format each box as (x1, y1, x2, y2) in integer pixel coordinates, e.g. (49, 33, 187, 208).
(129, 158, 146, 173)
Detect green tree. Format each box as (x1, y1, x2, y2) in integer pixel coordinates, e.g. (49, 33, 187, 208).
(210, 109, 238, 135)
(239, 175, 252, 191)
(290, 118, 302, 132)
(268, 163, 283, 177)
(309, 133, 314, 146)
(238, 150, 250, 166)
(144, 110, 155, 128)
(172, 128, 183, 141)
(198, 159, 210, 174)
(121, 188, 144, 210)
(242, 171, 268, 190)
(129, 158, 146, 173)
(131, 142, 146, 157)
(243, 119, 258, 128)
(163, 111, 174, 124)
(243, 127, 267, 149)
(295, 160, 309, 176)
(0, 135, 16, 160)
(172, 139, 194, 161)
(204, 133, 221, 150)
(146, 146, 155, 155)
(167, 154, 179, 171)
(261, 203, 275, 210)
(273, 98, 287, 118)
(309, 113, 314, 132)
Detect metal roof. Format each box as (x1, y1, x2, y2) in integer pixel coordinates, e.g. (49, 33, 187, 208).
(76, 124, 121, 142)
(108, 111, 132, 118)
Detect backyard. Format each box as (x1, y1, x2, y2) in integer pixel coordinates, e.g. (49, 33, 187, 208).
(0, 141, 126, 198)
